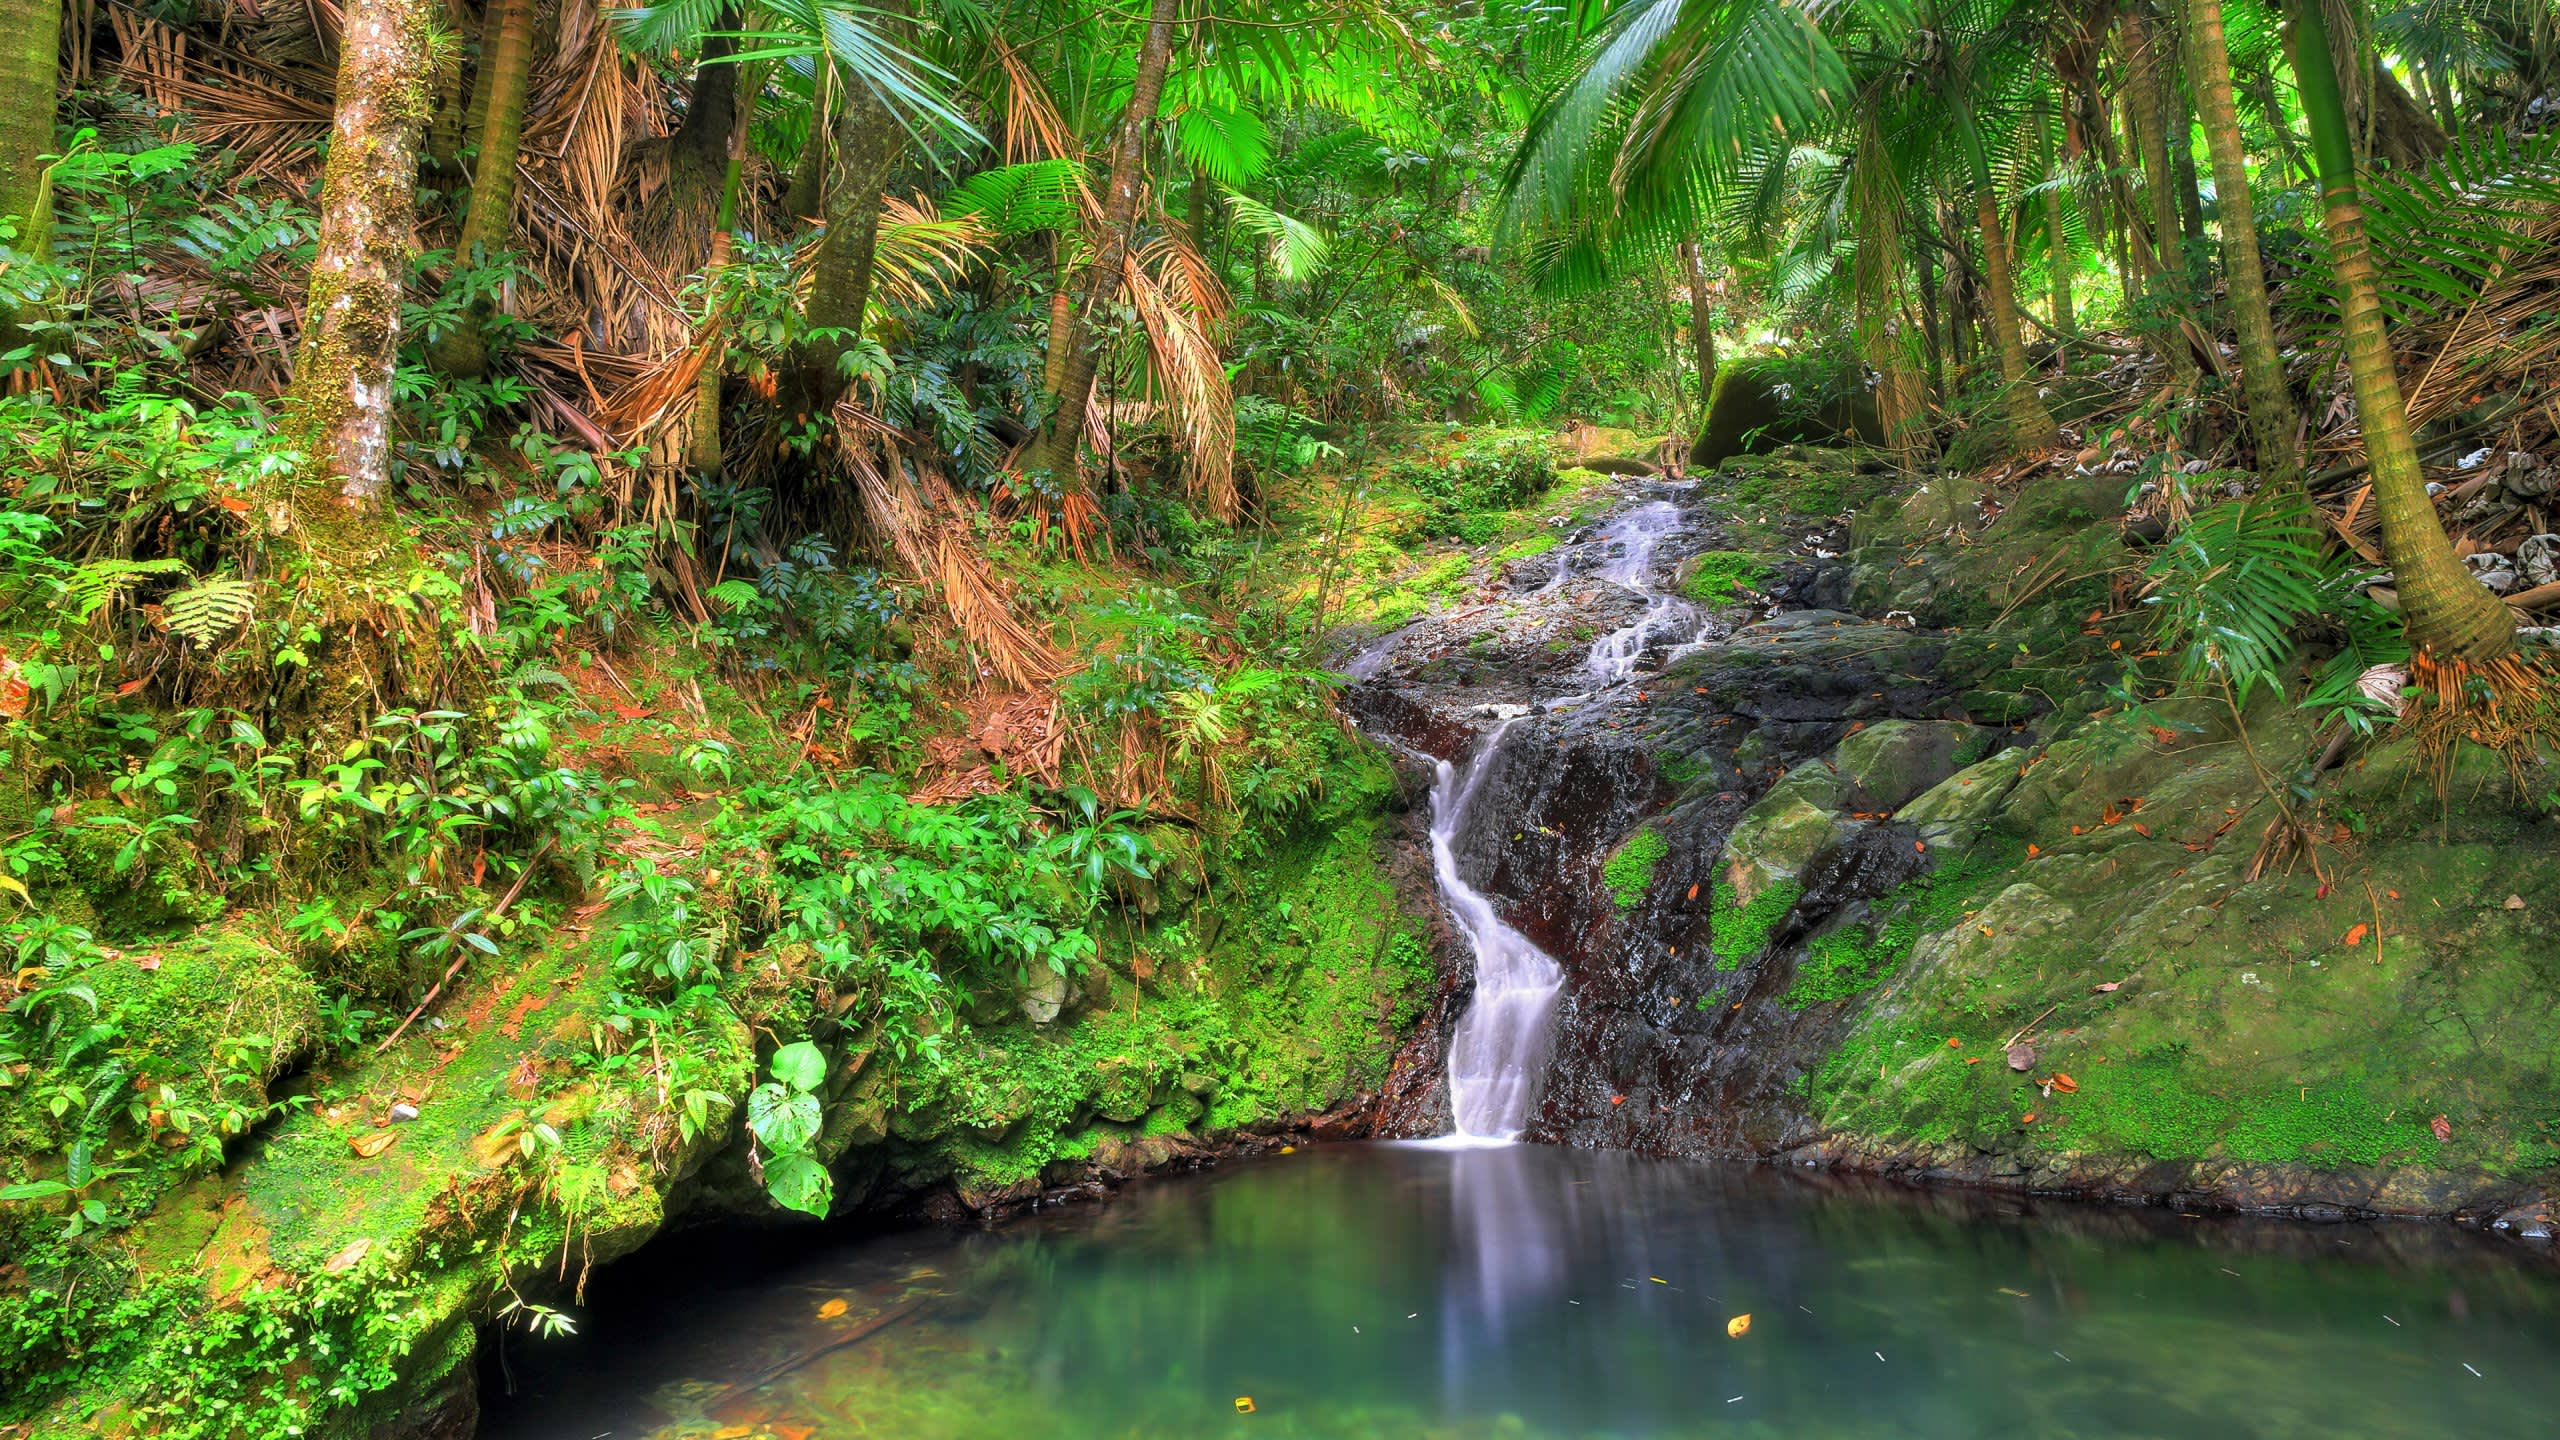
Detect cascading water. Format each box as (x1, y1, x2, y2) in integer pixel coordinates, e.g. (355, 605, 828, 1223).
(1428, 718, 1565, 1141)
(1578, 498, 1703, 686)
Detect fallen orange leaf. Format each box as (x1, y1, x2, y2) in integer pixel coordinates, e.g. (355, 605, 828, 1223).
(817, 1298, 849, 1320)
(1947, 1037, 1963, 1048)
(2026, 843, 2041, 857)
(2344, 923, 2369, 946)
(1726, 1313, 1753, 1338)
(2051, 1073, 2078, 1093)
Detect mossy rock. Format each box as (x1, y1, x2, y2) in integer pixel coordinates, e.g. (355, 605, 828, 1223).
(1720, 761, 1843, 903)
(1833, 720, 1984, 812)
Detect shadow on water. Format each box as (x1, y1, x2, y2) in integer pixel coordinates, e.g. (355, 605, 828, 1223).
(481, 1143, 2560, 1439)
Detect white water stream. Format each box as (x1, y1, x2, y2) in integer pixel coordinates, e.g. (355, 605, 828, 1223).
(1429, 718, 1564, 1141)
(1422, 490, 1702, 1142)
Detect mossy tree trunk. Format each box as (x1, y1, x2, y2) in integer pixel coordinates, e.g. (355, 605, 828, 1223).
(2125, 5, 2198, 382)
(688, 78, 757, 478)
(0, 0, 60, 351)
(796, 41, 905, 415)
(1679, 240, 1716, 413)
(2287, 0, 2511, 661)
(783, 63, 830, 221)
(1031, 0, 1180, 479)
(2184, 0, 2301, 488)
(428, 0, 539, 377)
(287, 0, 440, 509)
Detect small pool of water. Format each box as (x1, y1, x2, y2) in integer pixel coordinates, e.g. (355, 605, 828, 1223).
(481, 1143, 2560, 1439)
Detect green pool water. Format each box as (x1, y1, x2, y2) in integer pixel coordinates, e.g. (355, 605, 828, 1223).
(479, 1142, 2560, 1439)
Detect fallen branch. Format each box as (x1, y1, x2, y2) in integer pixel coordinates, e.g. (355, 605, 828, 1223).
(376, 839, 556, 1054)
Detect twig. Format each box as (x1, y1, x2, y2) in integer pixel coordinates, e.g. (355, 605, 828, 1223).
(2505, 579, 2560, 611)
(375, 839, 556, 1053)
(2003, 1003, 2060, 1051)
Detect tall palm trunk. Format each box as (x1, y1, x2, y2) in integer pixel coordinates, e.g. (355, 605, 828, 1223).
(1679, 240, 1716, 413)
(798, 34, 907, 413)
(429, 0, 539, 377)
(2039, 110, 2073, 336)
(689, 75, 758, 477)
(0, 0, 60, 351)
(2287, 0, 2510, 661)
(784, 65, 830, 221)
(286, 0, 440, 509)
(2126, 6, 2199, 383)
(2184, 0, 2301, 487)
(1031, 0, 1180, 478)
(1959, 111, 2058, 453)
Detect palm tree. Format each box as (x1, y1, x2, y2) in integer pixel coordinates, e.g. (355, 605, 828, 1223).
(2285, 0, 2510, 661)
(431, 0, 546, 377)
(2182, 0, 2300, 487)
(1028, 0, 1183, 478)
(286, 0, 441, 509)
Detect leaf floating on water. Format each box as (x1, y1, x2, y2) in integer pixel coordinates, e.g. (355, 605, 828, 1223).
(1234, 1396, 1257, 1413)
(816, 1298, 848, 1321)
(1997, 1287, 2030, 1298)
(1726, 1313, 1752, 1338)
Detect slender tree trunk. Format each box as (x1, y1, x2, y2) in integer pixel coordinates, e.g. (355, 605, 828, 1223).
(286, 0, 440, 509)
(689, 76, 757, 477)
(784, 64, 830, 221)
(1679, 240, 1716, 412)
(796, 51, 905, 414)
(2039, 112, 2073, 336)
(1974, 187, 2058, 451)
(1850, 145, 1925, 465)
(429, 0, 539, 377)
(0, 0, 60, 351)
(2185, 0, 2301, 487)
(1043, 233, 1073, 398)
(2126, 9, 2184, 279)
(2287, 0, 2510, 661)
(425, 3, 472, 179)
(1032, 0, 1181, 478)
(1187, 165, 1213, 252)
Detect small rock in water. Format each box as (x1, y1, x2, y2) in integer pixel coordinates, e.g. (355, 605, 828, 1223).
(2007, 1042, 2036, 1072)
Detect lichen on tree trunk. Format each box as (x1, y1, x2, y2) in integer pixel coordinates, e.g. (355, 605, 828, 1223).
(286, 0, 441, 510)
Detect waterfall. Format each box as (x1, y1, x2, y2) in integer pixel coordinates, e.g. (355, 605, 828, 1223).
(1428, 719, 1566, 1142)
(1579, 500, 1700, 686)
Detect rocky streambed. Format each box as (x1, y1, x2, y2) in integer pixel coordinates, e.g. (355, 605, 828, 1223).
(1352, 451, 2560, 1236)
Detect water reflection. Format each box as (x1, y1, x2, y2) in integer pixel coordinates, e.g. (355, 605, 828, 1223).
(484, 1144, 2560, 1440)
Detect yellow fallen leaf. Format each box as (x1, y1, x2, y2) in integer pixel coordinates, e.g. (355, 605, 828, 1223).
(1726, 1313, 1752, 1338)
(349, 1130, 397, 1159)
(1235, 1396, 1257, 1413)
(816, 1298, 849, 1320)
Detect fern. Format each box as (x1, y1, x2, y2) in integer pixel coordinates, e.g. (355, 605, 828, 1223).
(942, 160, 1082, 237)
(1222, 192, 1329, 281)
(160, 578, 256, 648)
(59, 558, 188, 621)
(2142, 492, 2404, 717)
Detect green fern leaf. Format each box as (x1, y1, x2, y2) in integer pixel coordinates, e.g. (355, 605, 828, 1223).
(161, 578, 257, 648)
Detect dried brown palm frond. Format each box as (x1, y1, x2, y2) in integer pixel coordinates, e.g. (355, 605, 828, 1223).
(868, 195, 991, 308)
(1125, 236, 1236, 521)
(986, 31, 1089, 178)
(101, 2, 334, 179)
(835, 419, 1060, 691)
